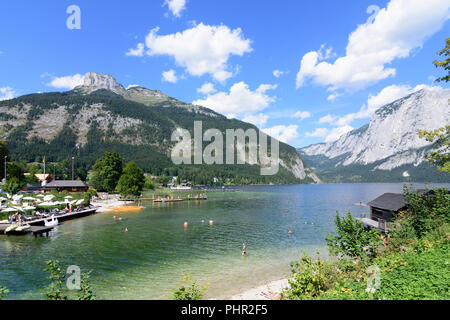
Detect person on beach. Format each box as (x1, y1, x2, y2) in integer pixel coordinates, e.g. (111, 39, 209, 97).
(242, 243, 247, 256)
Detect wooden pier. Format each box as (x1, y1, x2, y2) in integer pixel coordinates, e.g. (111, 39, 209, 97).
(27, 208, 97, 227)
(0, 224, 55, 237)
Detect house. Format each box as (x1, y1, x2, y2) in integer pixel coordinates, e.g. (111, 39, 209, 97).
(359, 193, 407, 232)
(41, 180, 89, 193)
(367, 193, 406, 222)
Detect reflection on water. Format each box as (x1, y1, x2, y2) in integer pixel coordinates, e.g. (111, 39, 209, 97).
(0, 183, 448, 299)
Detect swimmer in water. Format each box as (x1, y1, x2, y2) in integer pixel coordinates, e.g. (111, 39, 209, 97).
(184, 221, 188, 228)
(124, 228, 128, 232)
(288, 230, 293, 234)
(242, 243, 247, 256)
(201, 220, 205, 223)
(209, 220, 214, 226)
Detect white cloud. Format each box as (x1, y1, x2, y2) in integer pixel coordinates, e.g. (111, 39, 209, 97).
(127, 84, 141, 89)
(126, 43, 144, 57)
(197, 82, 216, 95)
(164, 0, 187, 18)
(47, 74, 85, 89)
(137, 23, 252, 82)
(262, 125, 299, 144)
(292, 111, 312, 120)
(318, 114, 336, 124)
(273, 70, 285, 78)
(242, 113, 269, 128)
(0, 87, 15, 101)
(296, 0, 450, 93)
(193, 81, 276, 117)
(305, 127, 328, 138)
(324, 125, 354, 143)
(162, 69, 179, 83)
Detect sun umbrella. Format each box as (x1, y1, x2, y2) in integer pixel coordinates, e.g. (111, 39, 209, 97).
(36, 194, 45, 198)
(12, 194, 23, 201)
(64, 196, 73, 199)
(43, 195, 55, 201)
(1, 208, 18, 212)
(23, 206, 36, 210)
(22, 197, 36, 201)
(76, 199, 84, 205)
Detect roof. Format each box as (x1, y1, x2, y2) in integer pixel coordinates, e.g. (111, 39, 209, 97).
(44, 180, 88, 188)
(35, 174, 53, 182)
(368, 193, 406, 211)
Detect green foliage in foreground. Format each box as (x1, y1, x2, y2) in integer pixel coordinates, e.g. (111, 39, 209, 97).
(283, 187, 450, 300)
(0, 286, 8, 300)
(170, 274, 208, 300)
(44, 260, 96, 300)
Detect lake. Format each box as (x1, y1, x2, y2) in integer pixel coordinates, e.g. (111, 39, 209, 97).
(0, 183, 448, 299)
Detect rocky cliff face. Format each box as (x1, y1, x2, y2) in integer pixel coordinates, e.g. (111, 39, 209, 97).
(75, 72, 126, 94)
(299, 88, 450, 182)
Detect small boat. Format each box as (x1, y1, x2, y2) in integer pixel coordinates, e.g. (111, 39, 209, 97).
(44, 216, 59, 227)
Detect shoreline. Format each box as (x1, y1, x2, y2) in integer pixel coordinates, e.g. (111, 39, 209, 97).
(215, 278, 290, 300)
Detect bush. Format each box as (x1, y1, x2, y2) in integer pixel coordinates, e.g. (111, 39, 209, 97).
(403, 186, 450, 238)
(0, 286, 8, 300)
(326, 211, 381, 260)
(283, 253, 331, 299)
(170, 274, 207, 300)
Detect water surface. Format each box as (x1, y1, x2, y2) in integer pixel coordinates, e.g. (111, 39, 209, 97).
(0, 183, 447, 299)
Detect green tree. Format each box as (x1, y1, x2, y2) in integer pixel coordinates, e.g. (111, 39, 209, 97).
(4, 177, 23, 194)
(418, 38, 450, 172)
(116, 161, 146, 197)
(0, 141, 8, 181)
(144, 176, 155, 190)
(433, 38, 449, 83)
(78, 272, 96, 300)
(90, 152, 123, 192)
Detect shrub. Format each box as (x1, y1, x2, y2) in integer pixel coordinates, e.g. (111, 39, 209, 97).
(170, 274, 207, 300)
(326, 211, 381, 260)
(0, 286, 8, 300)
(283, 253, 331, 299)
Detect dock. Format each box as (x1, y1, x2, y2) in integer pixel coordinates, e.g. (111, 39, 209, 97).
(357, 217, 390, 232)
(27, 208, 97, 226)
(0, 224, 55, 237)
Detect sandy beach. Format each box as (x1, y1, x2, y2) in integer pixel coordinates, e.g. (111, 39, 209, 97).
(221, 278, 289, 300)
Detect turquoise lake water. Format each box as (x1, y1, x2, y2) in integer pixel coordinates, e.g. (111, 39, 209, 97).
(0, 183, 448, 299)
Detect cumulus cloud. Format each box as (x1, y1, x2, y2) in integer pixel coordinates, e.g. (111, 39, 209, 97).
(47, 74, 85, 89)
(193, 81, 276, 117)
(197, 82, 216, 95)
(273, 70, 285, 78)
(296, 0, 450, 93)
(305, 127, 328, 138)
(324, 125, 354, 142)
(126, 43, 144, 57)
(242, 113, 269, 128)
(292, 111, 312, 120)
(318, 114, 336, 124)
(164, 0, 187, 18)
(162, 69, 179, 83)
(262, 125, 299, 144)
(0, 87, 15, 101)
(127, 23, 252, 82)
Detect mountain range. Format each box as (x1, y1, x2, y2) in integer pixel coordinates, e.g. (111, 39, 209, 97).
(298, 88, 450, 183)
(0, 72, 320, 185)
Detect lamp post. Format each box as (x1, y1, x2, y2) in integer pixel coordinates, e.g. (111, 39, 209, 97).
(72, 157, 75, 181)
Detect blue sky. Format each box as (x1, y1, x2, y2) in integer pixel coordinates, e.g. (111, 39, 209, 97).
(0, 0, 449, 147)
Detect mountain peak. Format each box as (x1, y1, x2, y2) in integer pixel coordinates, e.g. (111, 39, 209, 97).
(75, 72, 125, 94)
